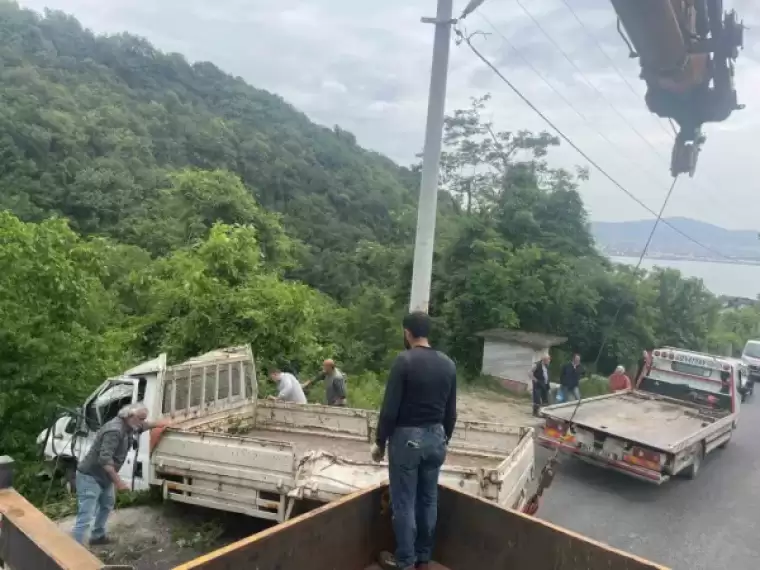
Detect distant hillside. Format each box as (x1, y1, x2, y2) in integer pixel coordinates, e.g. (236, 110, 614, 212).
(592, 217, 760, 261)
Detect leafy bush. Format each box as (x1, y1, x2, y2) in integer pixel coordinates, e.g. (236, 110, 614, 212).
(580, 374, 611, 398)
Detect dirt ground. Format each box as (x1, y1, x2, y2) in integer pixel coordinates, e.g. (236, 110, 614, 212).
(457, 389, 540, 427)
(58, 502, 272, 569)
(56, 391, 538, 569)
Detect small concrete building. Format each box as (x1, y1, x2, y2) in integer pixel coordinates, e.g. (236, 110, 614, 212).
(476, 329, 567, 393)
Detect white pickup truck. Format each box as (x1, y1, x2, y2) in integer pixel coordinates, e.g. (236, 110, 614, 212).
(39, 346, 536, 522)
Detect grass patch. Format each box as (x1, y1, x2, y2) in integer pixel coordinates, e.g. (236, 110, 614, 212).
(580, 374, 611, 398)
(41, 488, 161, 521)
(463, 374, 532, 400)
(170, 518, 225, 550)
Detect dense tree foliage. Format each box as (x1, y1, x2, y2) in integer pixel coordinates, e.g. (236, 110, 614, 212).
(0, 3, 756, 491)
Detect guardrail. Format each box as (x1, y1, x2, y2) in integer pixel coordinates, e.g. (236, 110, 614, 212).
(0, 456, 131, 570)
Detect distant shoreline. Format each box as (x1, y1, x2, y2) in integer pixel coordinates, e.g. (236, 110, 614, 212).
(607, 254, 760, 267)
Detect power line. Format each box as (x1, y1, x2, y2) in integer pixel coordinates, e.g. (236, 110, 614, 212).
(556, 0, 674, 140)
(478, 13, 682, 204)
(523, 173, 681, 515)
(592, 175, 680, 368)
(511, 0, 675, 168)
(519, 0, 725, 207)
(452, 27, 731, 261)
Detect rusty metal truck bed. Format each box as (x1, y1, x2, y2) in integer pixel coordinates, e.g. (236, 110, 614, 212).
(543, 391, 727, 451)
(172, 482, 668, 570)
(0, 456, 667, 570)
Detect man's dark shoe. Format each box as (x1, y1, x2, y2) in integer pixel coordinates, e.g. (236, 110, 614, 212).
(89, 535, 114, 546)
(378, 550, 414, 570)
(416, 563, 430, 570)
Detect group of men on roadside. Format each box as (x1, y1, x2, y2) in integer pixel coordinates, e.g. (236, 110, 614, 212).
(73, 314, 452, 570)
(531, 353, 584, 416)
(267, 358, 348, 406)
(532, 351, 650, 416)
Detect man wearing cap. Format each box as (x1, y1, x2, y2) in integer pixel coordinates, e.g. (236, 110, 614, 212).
(302, 359, 347, 406)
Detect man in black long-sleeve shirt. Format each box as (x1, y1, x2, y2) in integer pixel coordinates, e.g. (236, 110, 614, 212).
(372, 312, 456, 570)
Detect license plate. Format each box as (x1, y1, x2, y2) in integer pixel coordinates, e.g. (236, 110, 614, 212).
(582, 444, 615, 461)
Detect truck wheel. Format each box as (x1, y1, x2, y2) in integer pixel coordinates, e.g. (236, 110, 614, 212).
(685, 445, 704, 480)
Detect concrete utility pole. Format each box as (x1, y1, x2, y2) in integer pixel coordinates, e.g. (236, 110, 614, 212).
(408, 0, 454, 313)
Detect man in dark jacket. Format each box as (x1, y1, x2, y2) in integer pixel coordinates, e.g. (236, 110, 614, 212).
(560, 353, 584, 402)
(371, 312, 456, 570)
(532, 354, 551, 417)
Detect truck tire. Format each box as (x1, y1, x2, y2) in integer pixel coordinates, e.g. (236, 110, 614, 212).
(684, 445, 704, 480)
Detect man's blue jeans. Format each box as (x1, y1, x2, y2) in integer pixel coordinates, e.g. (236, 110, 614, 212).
(560, 386, 581, 402)
(388, 425, 447, 569)
(71, 471, 115, 544)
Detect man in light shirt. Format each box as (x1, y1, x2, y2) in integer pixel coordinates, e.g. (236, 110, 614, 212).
(268, 367, 307, 404)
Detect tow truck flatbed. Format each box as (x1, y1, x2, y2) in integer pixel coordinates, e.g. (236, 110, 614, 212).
(543, 391, 730, 452)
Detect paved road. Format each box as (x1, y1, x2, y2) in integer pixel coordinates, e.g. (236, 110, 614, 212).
(534, 401, 760, 569)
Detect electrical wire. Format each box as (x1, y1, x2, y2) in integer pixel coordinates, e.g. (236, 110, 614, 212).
(527, 174, 680, 515)
(477, 13, 687, 211)
(555, 0, 675, 140)
(453, 27, 731, 261)
(453, 5, 735, 513)
(513, 0, 729, 220)
(511, 0, 675, 169)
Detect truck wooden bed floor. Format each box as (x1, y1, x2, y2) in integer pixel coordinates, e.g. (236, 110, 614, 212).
(546, 393, 724, 450)
(246, 428, 504, 469)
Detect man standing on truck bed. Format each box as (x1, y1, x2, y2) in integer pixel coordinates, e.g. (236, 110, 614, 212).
(72, 403, 167, 545)
(302, 359, 347, 406)
(371, 311, 457, 570)
(560, 353, 584, 402)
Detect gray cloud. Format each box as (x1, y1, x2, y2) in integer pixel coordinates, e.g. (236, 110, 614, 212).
(15, 0, 760, 230)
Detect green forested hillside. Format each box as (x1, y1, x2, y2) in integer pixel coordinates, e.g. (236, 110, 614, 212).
(0, 2, 416, 299)
(0, 3, 758, 493)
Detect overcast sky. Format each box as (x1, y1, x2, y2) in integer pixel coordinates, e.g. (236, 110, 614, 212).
(16, 0, 760, 230)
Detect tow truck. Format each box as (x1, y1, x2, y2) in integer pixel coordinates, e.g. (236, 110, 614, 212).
(538, 347, 740, 483)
